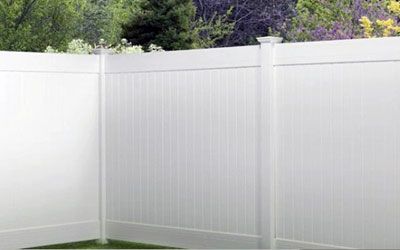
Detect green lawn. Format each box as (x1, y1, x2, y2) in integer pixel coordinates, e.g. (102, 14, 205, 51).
(28, 239, 177, 249)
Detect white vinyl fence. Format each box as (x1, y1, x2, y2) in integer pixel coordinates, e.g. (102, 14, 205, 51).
(0, 52, 100, 249)
(1, 37, 400, 249)
(274, 39, 400, 249)
(104, 47, 263, 249)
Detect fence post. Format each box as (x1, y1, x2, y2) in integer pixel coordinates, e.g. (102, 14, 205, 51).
(257, 36, 282, 249)
(93, 47, 113, 244)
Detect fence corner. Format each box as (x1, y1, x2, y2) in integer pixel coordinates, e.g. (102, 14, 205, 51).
(95, 47, 112, 245)
(257, 36, 282, 250)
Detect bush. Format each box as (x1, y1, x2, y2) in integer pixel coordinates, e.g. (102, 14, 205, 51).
(287, 0, 400, 42)
(112, 39, 144, 54)
(359, 0, 400, 38)
(122, 0, 197, 50)
(67, 39, 94, 54)
(44, 38, 163, 54)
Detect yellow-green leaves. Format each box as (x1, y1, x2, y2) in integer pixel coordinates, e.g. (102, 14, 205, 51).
(360, 16, 374, 38)
(359, 0, 400, 38)
(388, 0, 400, 15)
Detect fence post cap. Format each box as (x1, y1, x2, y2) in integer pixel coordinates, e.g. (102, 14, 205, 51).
(257, 36, 283, 44)
(93, 48, 114, 55)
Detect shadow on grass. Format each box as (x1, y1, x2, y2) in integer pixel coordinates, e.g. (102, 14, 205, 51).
(28, 239, 179, 249)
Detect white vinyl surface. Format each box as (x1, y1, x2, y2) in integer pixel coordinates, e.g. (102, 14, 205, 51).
(1, 37, 400, 249)
(105, 47, 264, 248)
(0, 53, 100, 249)
(274, 40, 400, 249)
(104, 38, 400, 249)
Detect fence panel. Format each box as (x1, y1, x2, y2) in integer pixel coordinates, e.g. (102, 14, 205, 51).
(104, 46, 266, 249)
(0, 52, 101, 249)
(274, 38, 400, 249)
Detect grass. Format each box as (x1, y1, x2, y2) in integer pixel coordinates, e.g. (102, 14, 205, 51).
(28, 239, 177, 249)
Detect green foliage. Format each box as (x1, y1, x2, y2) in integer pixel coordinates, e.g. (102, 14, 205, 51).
(288, 0, 354, 41)
(122, 0, 234, 50)
(0, 0, 237, 52)
(44, 46, 59, 53)
(192, 7, 235, 48)
(286, 0, 399, 41)
(148, 43, 164, 52)
(111, 38, 144, 54)
(66, 39, 94, 54)
(122, 0, 198, 50)
(79, 0, 139, 45)
(359, 1, 400, 38)
(45, 39, 93, 54)
(44, 38, 163, 54)
(0, 0, 86, 52)
(0, 0, 138, 52)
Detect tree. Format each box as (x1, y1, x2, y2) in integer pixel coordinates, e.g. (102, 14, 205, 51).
(192, 7, 235, 48)
(0, 0, 86, 52)
(287, 0, 397, 41)
(122, 0, 197, 50)
(79, 0, 139, 45)
(193, 0, 296, 46)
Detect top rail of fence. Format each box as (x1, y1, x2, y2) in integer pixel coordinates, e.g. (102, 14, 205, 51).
(0, 51, 99, 74)
(274, 37, 400, 66)
(105, 45, 261, 74)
